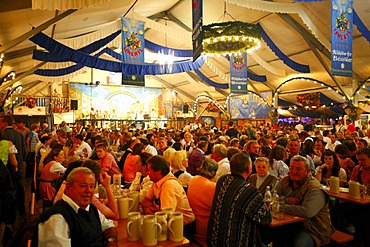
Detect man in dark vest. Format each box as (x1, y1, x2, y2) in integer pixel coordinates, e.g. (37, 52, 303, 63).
(0, 115, 27, 217)
(38, 167, 118, 246)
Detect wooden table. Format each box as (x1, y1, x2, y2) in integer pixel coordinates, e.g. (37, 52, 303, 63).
(269, 213, 306, 227)
(116, 219, 190, 247)
(325, 190, 370, 205)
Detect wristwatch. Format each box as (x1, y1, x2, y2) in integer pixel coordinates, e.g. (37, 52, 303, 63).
(107, 237, 116, 243)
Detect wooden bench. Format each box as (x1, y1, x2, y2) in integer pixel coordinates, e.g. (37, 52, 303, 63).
(330, 230, 354, 245)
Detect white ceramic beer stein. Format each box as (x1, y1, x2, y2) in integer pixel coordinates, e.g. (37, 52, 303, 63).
(329, 176, 340, 194)
(168, 212, 184, 242)
(348, 181, 365, 199)
(129, 191, 140, 212)
(155, 211, 168, 241)
(117, 197, 134, 219)
(142, 215, 162, 246)
(127, 212, 141, 241)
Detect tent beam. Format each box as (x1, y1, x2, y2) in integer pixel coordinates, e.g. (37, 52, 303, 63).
(0, 62, 47, 92)
(4, 46, 36, 60)
(278, 13, 353, 101)
(0, 9, 76, 54)
(151, 75, 196, 101)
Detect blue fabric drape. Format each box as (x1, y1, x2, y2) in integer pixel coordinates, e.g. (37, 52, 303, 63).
(354, 10, 370, 43)
(31, 32, 204, 75)
(278, 94, 346, 117)
(257, 24, 310, 73)
(194, 69, 229, 89)
(34, 48, 109, 76)
(248, 72, 267, 83)
(33, 31, 121, 62)
(145, 39, 193, 57)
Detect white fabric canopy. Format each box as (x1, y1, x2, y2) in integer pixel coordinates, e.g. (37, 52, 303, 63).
(32, 0, 113, 10)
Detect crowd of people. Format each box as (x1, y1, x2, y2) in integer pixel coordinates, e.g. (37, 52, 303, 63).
(0, 114, 370, 246)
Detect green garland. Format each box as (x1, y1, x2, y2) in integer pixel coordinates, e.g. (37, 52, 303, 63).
(203, 21, 261, 54)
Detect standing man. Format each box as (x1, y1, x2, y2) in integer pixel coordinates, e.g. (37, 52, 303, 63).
(244, 140, 260, 174)
(207, 152, 272, 246)
(38, 167, 118, 246)
(226, 121, 239, 139)
(26, 123, 40, 178)
(244, 140, 260, 164)
(285, 138, 315, 175)
(187, 140, 208, 176)
(211, 144, 230, 182)
(15, 120, 30, 141)
(0, 115, 27, 217)
(275, 155, 334, 246)
(60, 121, 71, 133)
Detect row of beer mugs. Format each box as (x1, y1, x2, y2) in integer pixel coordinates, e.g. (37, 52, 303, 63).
(127, 208, 184, 246)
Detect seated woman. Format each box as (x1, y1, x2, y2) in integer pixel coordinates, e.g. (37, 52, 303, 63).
(39, 147, 66, 201)
(170, 150, 193, 191)
(187, 159, 218, 247)
(247, 157, 278, 195)
(334, 144, 356, 181)
(315, 150, 347, 186)
(129, 152, 153, 202)
(53, 159, 119, 220)
(162, 147, 176, 163)
(268, 145, 289, 179)
(122, 142, 144, 185)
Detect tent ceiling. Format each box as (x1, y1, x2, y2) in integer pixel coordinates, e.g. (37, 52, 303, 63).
(0, 0, 369, 109)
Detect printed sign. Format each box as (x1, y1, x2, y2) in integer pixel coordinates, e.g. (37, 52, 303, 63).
(331, 0, 353, 77)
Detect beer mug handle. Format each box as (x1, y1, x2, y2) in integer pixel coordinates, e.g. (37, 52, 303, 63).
(168, 219, 175, 236)
(155, 223, 162, 238)
(360, 185, 366, 195)
(128, 198, 134, 212)
(127, 221, 132, 237)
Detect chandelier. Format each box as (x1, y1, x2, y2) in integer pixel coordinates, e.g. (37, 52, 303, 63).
(202, 21, 261, 56)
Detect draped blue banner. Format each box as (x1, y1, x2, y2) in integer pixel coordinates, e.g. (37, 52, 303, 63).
(331, 0, 353, 77)
(30, 32, 205, 75)
(121, 17, 145, 86)
(192, 0, 203, 61)
(230, 53, 248, 94)
(194, 69, 228, 89)
(257, 24, 310, 73)
(353, 10, 370, 44)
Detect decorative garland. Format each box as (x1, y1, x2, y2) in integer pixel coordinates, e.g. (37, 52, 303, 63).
(203, 21, 261, 54)
(345, 106, 363, 121)
(268, 109, 279, 124)
(26, 97, 37, 108)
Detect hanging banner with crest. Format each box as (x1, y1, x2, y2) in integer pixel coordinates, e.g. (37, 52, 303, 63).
(192, 0, 203, 61)
(121, 17, 145, 86)
(331, 0, 353, 77)
(230, 53, 248, 94)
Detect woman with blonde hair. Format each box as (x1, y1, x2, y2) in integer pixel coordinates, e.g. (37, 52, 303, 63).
(163, 147, 176, 163)
(170, 150, 193, 191)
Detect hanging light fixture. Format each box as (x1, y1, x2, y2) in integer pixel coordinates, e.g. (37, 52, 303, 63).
(201, 2, 261, 56)
(203, 21, 261, 56)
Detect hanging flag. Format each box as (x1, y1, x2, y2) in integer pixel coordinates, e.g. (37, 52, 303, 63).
(121, 17, 145, 86)
(331, 0, 353, 77)
(192, 0, 203, 61)
(230, 53, 248, 94)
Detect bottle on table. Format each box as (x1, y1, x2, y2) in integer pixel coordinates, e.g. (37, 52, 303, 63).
(264, 186, 272, 208)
